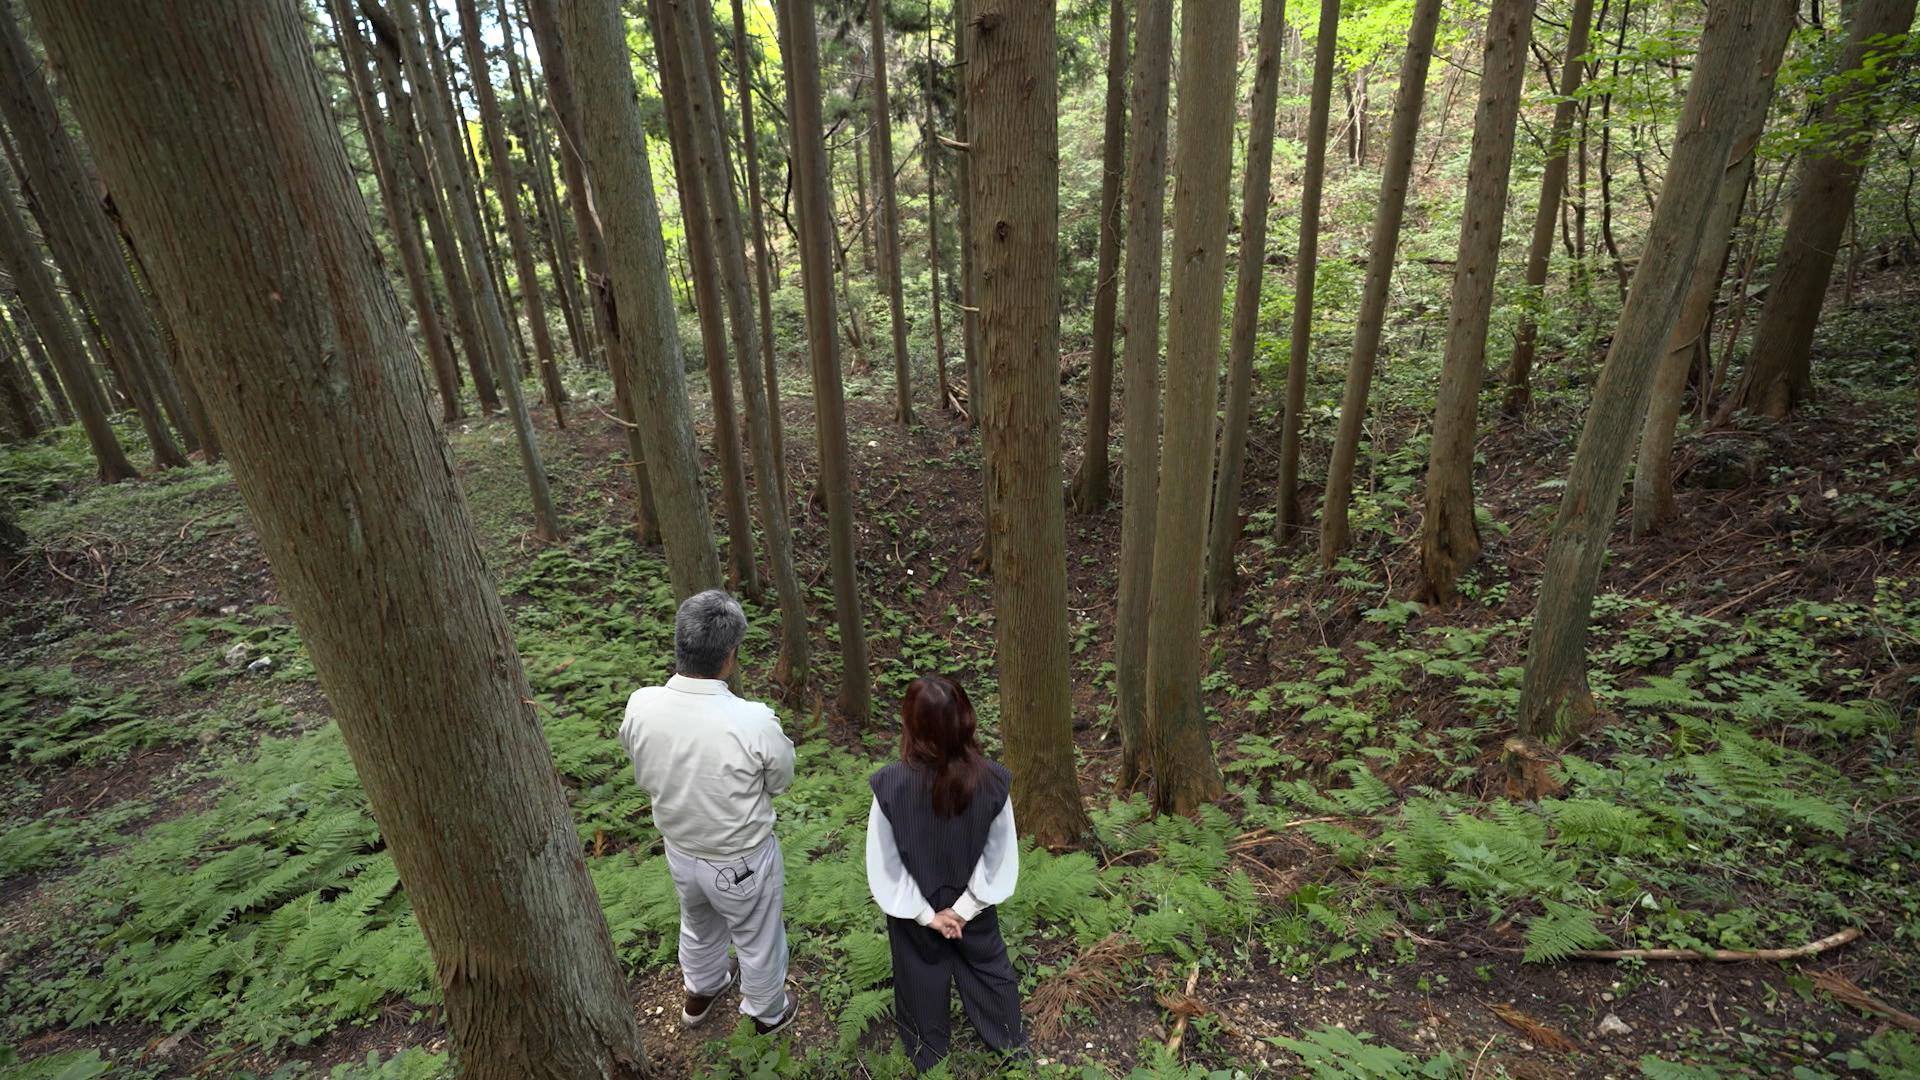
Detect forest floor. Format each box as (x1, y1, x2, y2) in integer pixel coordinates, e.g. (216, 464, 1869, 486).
(4, 276, 1920, 1079)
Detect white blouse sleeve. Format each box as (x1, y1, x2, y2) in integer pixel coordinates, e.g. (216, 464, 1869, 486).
(952, 797, 1018, 922)
(865, 797, 936, 926)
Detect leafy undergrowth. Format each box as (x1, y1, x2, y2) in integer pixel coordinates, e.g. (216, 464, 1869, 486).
(3, 356, 1919, 1078)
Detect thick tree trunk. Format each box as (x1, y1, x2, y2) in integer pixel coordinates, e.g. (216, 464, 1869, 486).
(394, 0, 560, 540)
(1730, 0, 1918, 419)
(1273, 0, 1339, 542)
(333, 0, 465, 423)
(1069, 0, 1129, 514)
(1203, 0, 1283, 618)
(1518, 0, 1779, 741)
(0, 319, 45, 439)
(457, 0, 569, 428)
(1113, 0, 1173, 792)
(924, 4, 950, 416)
(777, 0, 872, 725)
(953, 0, 981, 429)
(547, 0, 723, 593)
(731, 0, 789, 508)
(0, 189, 135, 481)
(651, 0, 759, 597)
(31, 5, 652, 1074)
(1144, 0, 1236, 817)
(364, 0, 502, 415)
(0, 6, 190, 468)
(1318, 0, 1441, 566)
(1417, 0, 1536, 604)
(1631, 1, 1794, 538)
(967, 0, 1092, 847)
(663, 0, 810, 693)
(503, 0, 592, 372)
(868, 0, 913, 425)
(1501, 0, 1595, 415)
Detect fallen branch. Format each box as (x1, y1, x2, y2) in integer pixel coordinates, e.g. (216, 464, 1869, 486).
(1164, 963, 1202, 1055)
(1406, 926, 1861, 963)
(1811, 969, 1920, 1034)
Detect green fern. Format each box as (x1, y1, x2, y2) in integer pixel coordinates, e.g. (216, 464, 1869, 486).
(1523, 900, 1614, 963)
(836, 987, 894, 1051)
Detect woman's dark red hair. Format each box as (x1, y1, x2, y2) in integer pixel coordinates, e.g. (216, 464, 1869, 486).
(900, 675, 988, 818)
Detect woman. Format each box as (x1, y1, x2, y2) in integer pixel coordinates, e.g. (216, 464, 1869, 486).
(865, 675, 1025, 1072)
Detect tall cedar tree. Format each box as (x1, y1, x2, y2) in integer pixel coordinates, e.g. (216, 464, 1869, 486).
(868, 0, 913, 424)
(1631, 0, 1795, 537)
(1417, 0, 1536, 603)
(1517, 0, 1782, 741)
(1112, 0, 1173, 790)
(455, 0, 569, 424)
(967, 0, 1092, 846)
(1068, 0, 1128, 513)
(391, 0, 561, 539)
(924, 2, 950, 414)
(650, 0, 759, 596)
(28, 0, 652, 1073)
(1273, 0, 1338, 541)
(9, 302, 73, 424)
(662, 0, 811, 692)
(0, 5, 193, 468)
(1145, 0, 1238, 816)
(1318, 0, 1443, 565)
(361, 0, 503, 415)
(1501, 0, 1596, 414)
(1729, 0, 1918, 418)
(953, 0, 981, 427)
(778, 0, 872, 724)
(731, 0, 789, 507)
(0, 185, 135, 481)
(1204, 0, 1284, 619)
(330, 0, 466, 423)
(519, 0, 666, 547)
(546, 0, 721, 598)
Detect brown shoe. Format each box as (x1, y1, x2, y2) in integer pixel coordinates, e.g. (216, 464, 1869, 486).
(682, 959, 740, 1028)
(751, 991, 798, 1037)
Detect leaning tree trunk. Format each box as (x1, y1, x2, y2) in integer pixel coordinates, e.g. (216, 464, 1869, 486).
(1518, 0, 1779, 741)
(29, 3, 651, 1076)
(776, 0, 872, 725)
(1501, 0, 1596, 415)
(10, 304, 73, 425)
(332, 0, 465, 423)
(523, 0, 659, 545)
(363, 0, 501, 415)
(0, 189, 136, 481)
(456, 0, 569, 427)
(1273, 0, 1339, 542)
(1318, 0, 1442, 566)
(650, 0, 759, 596)
(1068, 0, 1128, 514)
(1631, 0, 1794, 537)
(1144, 0, 1237, 817)
(731, 0, 789, 508)
(1203, 0, 1282, 619)
(0, 319, 44, 440)
(1729, 0, 1918, 419)
(394, 0, 560, 540)
(502, 0, 593, 371)
(664, 0, 810, 694)
(545, 0, 721, 595)
(1417, 0, 1536, 604)
(0, 4, 191, 468)
(1113, 0, 1173, 792)
(967, 0, 1092, 848)
(868, 0, 913, 425)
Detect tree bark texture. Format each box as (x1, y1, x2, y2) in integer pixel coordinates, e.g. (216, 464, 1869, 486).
(1516, 0, 1778, 741)
(1144, 0, 1237, 817)
(28, 2, 651, 1074)
(1318, 0, 1442, 566)
(868, 0, 913, 425)
(953, 0, 981, 428)
(1113, 0, 1173, 792)
(776, 0, 872, 725)
(924, 3, 950, 416)
(8, 300, 73, 424)
(1068, 0, 1128, 514)
(1501, 0, 1596, 415)
(1417, 0, 1537, 604)
(967, 0, 1092, 847)
(732, 0, 789, 508)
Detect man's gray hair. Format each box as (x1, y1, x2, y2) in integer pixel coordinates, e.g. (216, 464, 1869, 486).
(674, 589, 748, 677)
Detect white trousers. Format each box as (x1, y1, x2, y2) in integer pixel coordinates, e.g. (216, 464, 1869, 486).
(665, 834, 788, 1023)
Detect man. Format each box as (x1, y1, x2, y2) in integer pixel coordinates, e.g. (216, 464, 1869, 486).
(620, 590, 799, 1034)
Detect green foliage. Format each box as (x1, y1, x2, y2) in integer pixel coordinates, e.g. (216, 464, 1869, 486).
(1274, 1026, 1462, 1079)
